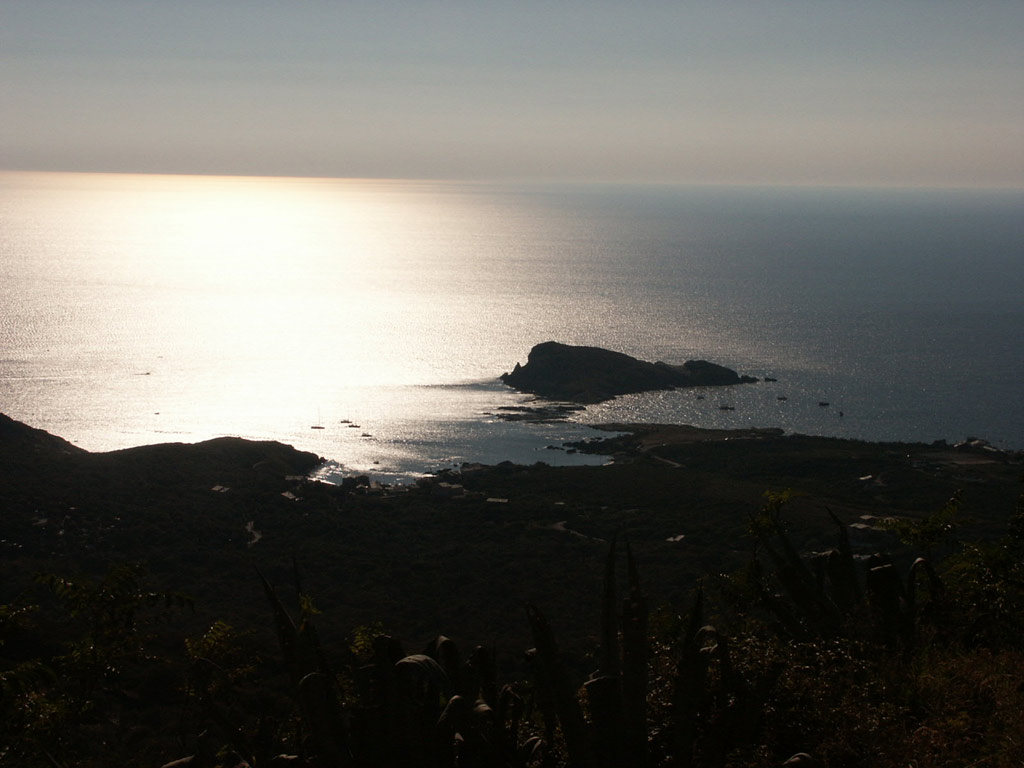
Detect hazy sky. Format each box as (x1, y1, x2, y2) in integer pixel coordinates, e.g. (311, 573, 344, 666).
(3, 1, 1022, 186)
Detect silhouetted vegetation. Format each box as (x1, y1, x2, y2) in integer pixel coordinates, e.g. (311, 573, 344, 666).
(2, 487, 1023, 766)
(2, 415, 1022, 765)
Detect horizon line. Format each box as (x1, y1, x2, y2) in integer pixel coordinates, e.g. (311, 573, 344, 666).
(2, 166, 1022, 193)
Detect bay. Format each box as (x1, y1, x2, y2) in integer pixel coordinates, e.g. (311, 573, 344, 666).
(1, 171, 1021, 481)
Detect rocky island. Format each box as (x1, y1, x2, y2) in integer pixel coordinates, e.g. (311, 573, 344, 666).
(500, 341, 758, 403)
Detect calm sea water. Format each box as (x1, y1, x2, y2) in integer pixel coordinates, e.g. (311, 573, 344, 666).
(1, 172, 1021, 481)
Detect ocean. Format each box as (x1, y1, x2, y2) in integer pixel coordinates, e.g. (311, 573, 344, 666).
(1, 171, 1021, 481)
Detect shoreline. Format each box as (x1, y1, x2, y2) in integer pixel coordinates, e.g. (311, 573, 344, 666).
(567, 421, 1021, 467)
(3, 410, 1019, 483)
(3, 408, 1021, 658)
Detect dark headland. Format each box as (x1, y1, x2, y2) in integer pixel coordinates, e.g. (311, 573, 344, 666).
(3, 411, 1018, 644)
(1, 411, 1021, 766)
(501, 340, 758, 402)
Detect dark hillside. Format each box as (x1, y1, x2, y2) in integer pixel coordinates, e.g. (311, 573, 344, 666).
(1, 414, 1019, 653)
(0, 411, 85, 463)
(1, 414, 1022, 767)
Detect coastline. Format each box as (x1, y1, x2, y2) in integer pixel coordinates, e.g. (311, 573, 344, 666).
(2, 416, 1023, 768)
(2, 408, 1021, 655)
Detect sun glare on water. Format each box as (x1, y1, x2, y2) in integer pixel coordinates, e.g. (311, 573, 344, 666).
(49, 172, 502, 393)
(3, 171, 1022, 460)
(1, 171, 556, 453)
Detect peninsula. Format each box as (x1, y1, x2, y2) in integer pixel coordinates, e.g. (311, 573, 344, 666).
(500, 341, 758, 403)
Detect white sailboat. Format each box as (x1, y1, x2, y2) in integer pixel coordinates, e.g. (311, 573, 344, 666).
(311, 408, 325, 429)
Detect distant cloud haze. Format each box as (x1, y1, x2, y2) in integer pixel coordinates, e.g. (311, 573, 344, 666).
(2, 0, 1022, 186)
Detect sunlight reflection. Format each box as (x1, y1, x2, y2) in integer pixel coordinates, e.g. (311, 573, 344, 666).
(116, 175, 386, 290)
(33, 173, 548, 392)
(3, 171, 1022, 465)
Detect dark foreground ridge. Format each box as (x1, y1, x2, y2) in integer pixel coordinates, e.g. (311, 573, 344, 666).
(1, 412, 1022, 766)
(501, 340, 758, 403)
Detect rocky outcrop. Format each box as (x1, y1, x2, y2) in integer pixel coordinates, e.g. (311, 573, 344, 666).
(0, 412, 322, 499)
(500, 341, 758, 403)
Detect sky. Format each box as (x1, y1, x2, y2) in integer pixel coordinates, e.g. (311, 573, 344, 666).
(2, 1, 1022, 186)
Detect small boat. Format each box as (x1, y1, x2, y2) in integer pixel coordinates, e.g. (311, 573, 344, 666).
(777, 396, 788, 401)
(310, 425, 325, 430)
(818, 401, 830, 407)
(719, 404, 735, 411)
